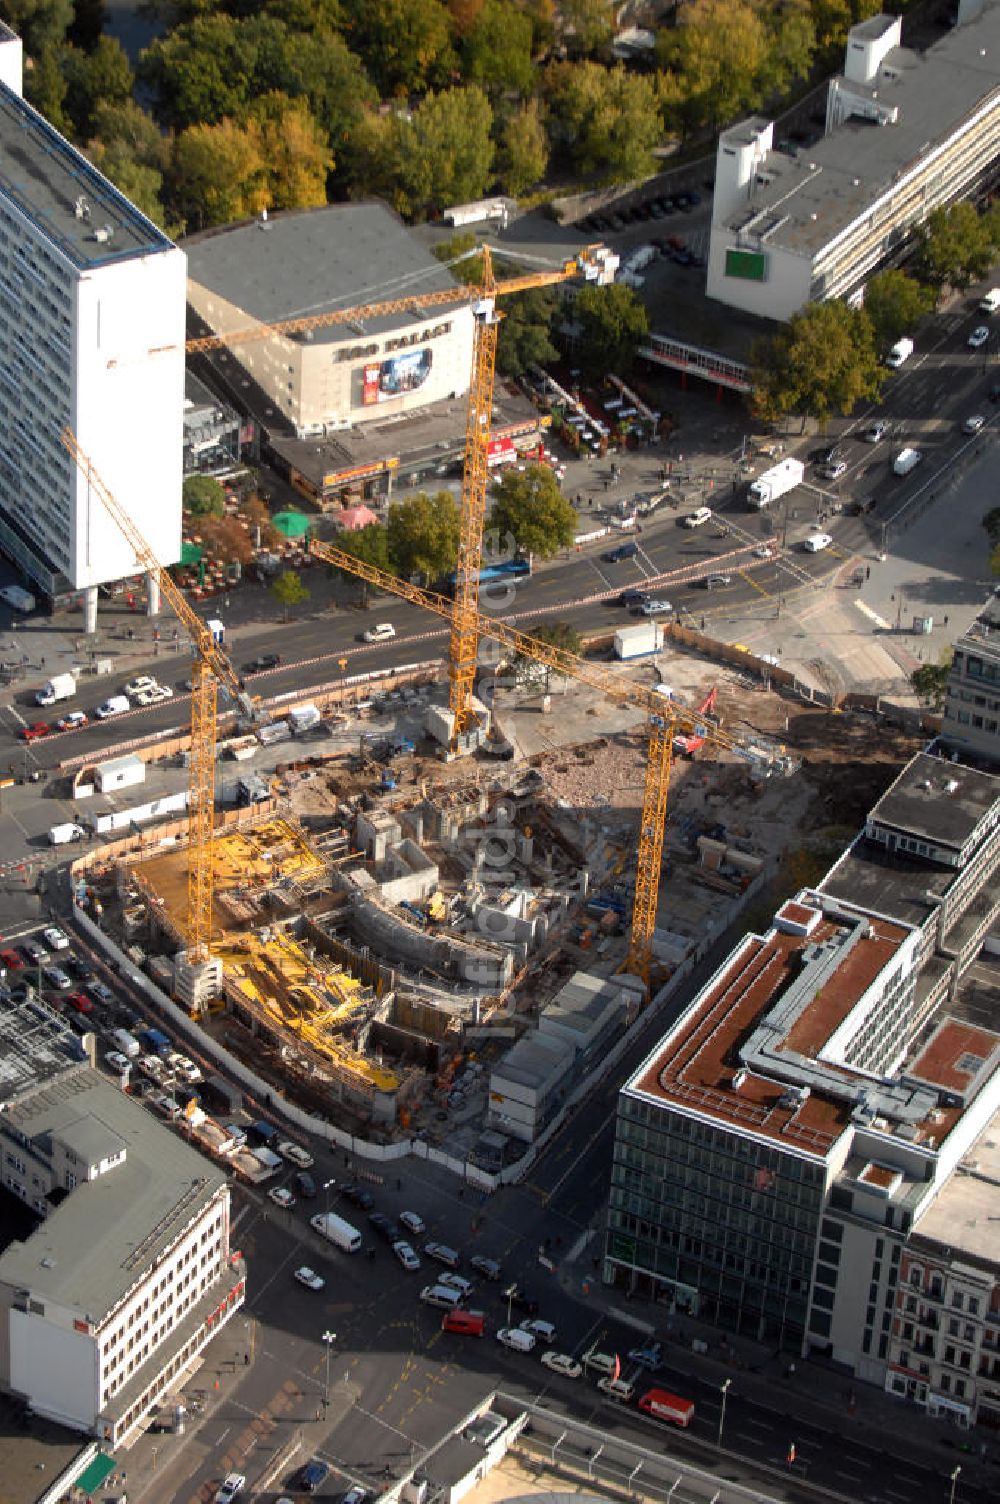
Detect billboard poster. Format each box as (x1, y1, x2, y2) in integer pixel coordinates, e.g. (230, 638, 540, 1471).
(361, 349, 434, 406)
(487, 437, 516, 467)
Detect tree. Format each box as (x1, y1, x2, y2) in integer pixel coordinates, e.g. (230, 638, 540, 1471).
(496, 100, 549, 195)
(240, 495, 281, 550)
(270, 569, 311, 620)
(751, 300, 883, 427)
(658, 0, 766, 137)
(62, 36, 133, 139)
(2, 0, 74, 55)
(342, 0, 456, 97)
(87, 101, 171, 231)
(543, 62, 661, 181)
(249, 94, 334, 211)
(464, 0, 534, 97)
(559, 0, 613, 58)
(168, 118, 269, 231)
(497, 285, 560, 377)
(916, 202, 997, 291)
(388, 491, 461, 583)
(516, 619, 583, 691)
(863, 270, 935, 352)
(574, 281, 649, 378)
(759, 0, 816, 98)
(183, 475, 227, 519)
(489, 464, 576, 558)
(23, 44, 70, 135)
(910, 661, 951, 710)
(332, 521, 389, 606)
(354, 87, 494, 220)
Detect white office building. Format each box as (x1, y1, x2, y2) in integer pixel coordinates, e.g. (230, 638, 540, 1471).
(707, 4, 1000, 321)
(0, 26, 185, 626)
(0, 997, 245, 1446)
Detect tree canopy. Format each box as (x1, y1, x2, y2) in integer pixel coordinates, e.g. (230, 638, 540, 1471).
(573, 282, 649, 378)
(270, 568, 311, 619)
(489, 465, 576, 558)
(182, 475, 227, 518)
(916, 202, 1000, 291)
(751, 300, 884, 426)
(910, 659, 951, 710)
(497, 286, 561, 378)
(387, 491, 461, 582)
(862, 270, 935, 352)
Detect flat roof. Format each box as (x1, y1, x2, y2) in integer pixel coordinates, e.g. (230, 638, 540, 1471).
(0, 82, 172, 269)
(820, 839, 954, 928)
(184, 201, 462, 344)
(912, 1106, 1000, 1263)
(0, 1070, 226, 1321)
(867, 751, 1000, 850)
(720, 7, 1000, 259)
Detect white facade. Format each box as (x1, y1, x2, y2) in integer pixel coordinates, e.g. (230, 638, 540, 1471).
(0, 45, 184, 598)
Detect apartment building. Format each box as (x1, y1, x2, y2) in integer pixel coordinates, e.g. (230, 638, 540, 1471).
(941, 596, 1000, 766)
(606, 752, 1000, 1393)
(0, 28, 185, 624)
(707, 4, 1000, 321)
(0, 996, 245, 1446)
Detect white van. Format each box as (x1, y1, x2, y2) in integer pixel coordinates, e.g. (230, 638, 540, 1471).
(111, 1028, 141, 1059)
(95, 694, 130, 719)
(496, 1326, 535, 1353)
(363, 623, 396, 644)
(885, 337, 914, 368)
(598, 1375, 637, 1402)
(803, 532, 833, 553)
(980, 288, 1000, 314)
(420, 1284, 462, 1310)
(892, 447, 923, 476)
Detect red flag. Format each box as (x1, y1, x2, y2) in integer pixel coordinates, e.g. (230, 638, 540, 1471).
(787, 1443, 796, 1466)
(611, 1354, 620, 1382)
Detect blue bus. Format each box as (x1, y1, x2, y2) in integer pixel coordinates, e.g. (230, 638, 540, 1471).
(445, 557, 531, 594)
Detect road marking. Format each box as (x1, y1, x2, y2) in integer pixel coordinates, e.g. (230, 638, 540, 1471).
(854, 598, 892, 630)
(738, 569, 773, 600)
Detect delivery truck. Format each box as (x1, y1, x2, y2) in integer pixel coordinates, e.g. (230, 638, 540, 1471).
(614, 622, 664, 661)
(747, 457, 804, 509)
(35, 672, 77, 706)
(0, 584, 36, 613)
(637, 1389, 695, 1427)
(49, 822, 87, 845)
(309, 1210, 363, 1253)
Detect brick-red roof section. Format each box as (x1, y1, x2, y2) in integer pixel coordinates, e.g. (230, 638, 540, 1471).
(909, 1019, 1000, 1095)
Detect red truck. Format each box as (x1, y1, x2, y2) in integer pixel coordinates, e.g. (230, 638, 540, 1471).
(638, 1389, 695, 1427)
(20, 721, 51, 742)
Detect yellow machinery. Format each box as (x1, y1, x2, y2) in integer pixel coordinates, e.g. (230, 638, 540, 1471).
(185, 244, 617, 742)
(61, 429, 257, 966)
(308, 538, 756, 982)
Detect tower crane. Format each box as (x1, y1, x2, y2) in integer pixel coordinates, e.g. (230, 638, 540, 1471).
(61, 428, 257, 969)
(309, 537, 766, 982)
(182, 242, 618, 745)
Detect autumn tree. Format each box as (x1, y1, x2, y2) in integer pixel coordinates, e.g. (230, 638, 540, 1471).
(573, 281, 649, 377)
(464, 0, 534, 97)
(489, 464, 576, 558)
(862, 270, 935, 352)
(341, 0, 456, 97)
(916, 202, 999, 291)
(168, 118, 269, 230)
(559, 0, 613, 58)
(658, 0, 766, 137)
(387, 491, 461, 583)
(496, 100, 549, 195)
(354, 87, 493, 220)
(248, 93, 333, 210)
(270, 569, 311, 620)
(543, 62, 661, 180)
(751, 300, 884, 427)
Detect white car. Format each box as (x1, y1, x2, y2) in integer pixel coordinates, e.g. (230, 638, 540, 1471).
(42, 926, 70, 951)
(399, 1210, 426, 1236)
(520, 1317, 557, 1343)
(393, 1240, 421, 1271)
(294, 1266, 325, 1291)
(136, 684, 173, 705)
(56, 710, 88, 731)
(540, 1350, 582, 1379)
(363, 622, 396, 643)
(215, 1474, 246, 1504)
(683, 506, 712, 528)
(803, 532, 833, 553)
(969, 326, 990, 348)
(125, 675, 157, 697)
(439, 1272, 474, 1297)
(639, 599, 672, 616)
(105, 1050, 131, 1073)
(497, 1326, 535, 1352)
(174, 1055, 202, 1084)
(269, 1187, 295, 1209)
(140, 1054, 167, 1083)
(277, 1139, 314, 1168)
(964, 414, 986, 433)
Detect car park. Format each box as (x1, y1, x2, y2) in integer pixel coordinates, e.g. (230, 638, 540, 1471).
(682, 507, 712, 527)
(297, 1460, 330, 1493)
(215, 1474, 246, 1504)
(294, 1267, 325, 1292)
(520, 1318, 557, 1343)
(863, 420, 887, 442)
(393, 1240, 421, 1271)
(497, 1326, 535, 1353)
(20, 722, 50, 742)
(424, 1241, 460, 1268)
(399, 1210, 425, 1235)
(540, 1351, 582, 1379)
(470, 1255, 502, 1281)
(969, 326, 990, 348)
(964, 414, 986, 433)
(269, 1187, 295, 1209)
(55, 710, 88, 731)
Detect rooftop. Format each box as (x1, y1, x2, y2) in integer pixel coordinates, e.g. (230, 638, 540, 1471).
(820, 838, 954, 928)
(0, 1068, 226, 1321)
(0, 996, 88, 1106)
(866, 750, 1000, 852)
(184, 202, 463, 344)
(0, 82, 172, 269)
(911, 1106, 1000, 1264)
(721, 6, 1000, 259)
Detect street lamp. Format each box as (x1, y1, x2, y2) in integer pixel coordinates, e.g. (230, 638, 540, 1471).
(323, 1177, 336, 1217)
(322, 1330, 337, 1411)
(949, 1465, 961, 1504)
(717, 1378, 731, 1449)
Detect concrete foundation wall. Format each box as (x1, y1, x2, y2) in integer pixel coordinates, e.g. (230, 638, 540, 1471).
(348, 891, 511, 989)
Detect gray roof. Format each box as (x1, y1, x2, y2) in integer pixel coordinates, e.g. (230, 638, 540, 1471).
(184, 202, 464, 344)
(541, 970, 627, 1036)
(0, 82, 172, 269)
(867, 751, 1000, 851)
(0, 1070, 226, 1321)
(722, 7, 1000, 258)
(820, 843, 953, 928)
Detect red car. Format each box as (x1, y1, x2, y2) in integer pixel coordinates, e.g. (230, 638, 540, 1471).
(0, 947, 24, 970)
(20, 722, 50, 742)
(66, 992, 93, 1014)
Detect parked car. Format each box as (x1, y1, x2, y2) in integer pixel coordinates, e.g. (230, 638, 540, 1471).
(540, 1351, 582, 1379)
(20, 722, 50, 742)
(67, 991, 93, 1014)
(519, 1318, 557, 1343)
(682, 507, 712, 528)
(215, 1474, 246, 1504)
(21, 938, 48, 965)
(399, 1210, 426, 1236)
(0, 947, 24, 971)
(277, 1139, 314, 1168)
(43, 965, 72, 991)
(269, 1187, 295, 1209)
(106, 1050, 131, 1072)
(42, 927, 70, 951)
(294, 1171, 317, 1198)
(294, 1267, 325, 1292)
(341, 1183, 374, 1210)
(439, 1272, 474, 1298)
(470, 1255, 502, 1281)
(502, 1283, 539, 1315)
(56, 710, 88, 731)
(969, 325, 990, 348)
(369, 1213, 402, 1243)
(821, 459, 848, 480)
(393, 1240, 421, 1271)
(638, 599, 672, 617)
(297, 1460, 330, 1493)
(424, 1241, 460, 1268)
